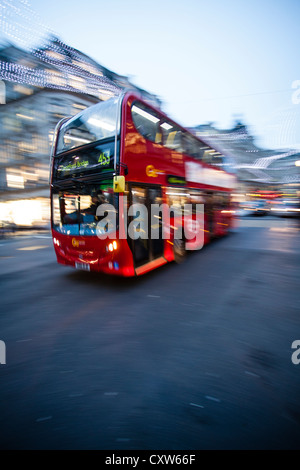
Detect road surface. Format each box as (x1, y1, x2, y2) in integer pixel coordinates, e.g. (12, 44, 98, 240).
(0, 217, 299, 450)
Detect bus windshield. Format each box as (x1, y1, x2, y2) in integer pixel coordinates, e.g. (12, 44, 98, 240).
(55, 95, 120, 155)
(52, 180, 118, 237)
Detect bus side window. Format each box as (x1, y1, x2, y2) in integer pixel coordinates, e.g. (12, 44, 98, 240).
(162, 123, 183, 152)
(202, 149, 215, 165)
(182, 132, 199, 159)
(197, 143, 211, 160)
(131, 102, 161, 144)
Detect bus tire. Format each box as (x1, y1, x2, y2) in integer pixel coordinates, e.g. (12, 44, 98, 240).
(173, 237, 186, 264)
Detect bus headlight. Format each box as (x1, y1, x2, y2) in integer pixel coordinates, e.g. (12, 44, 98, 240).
(107, 241, 118, 252)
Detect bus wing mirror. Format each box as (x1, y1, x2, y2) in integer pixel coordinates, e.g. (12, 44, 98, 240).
(113, 175, 125, 193)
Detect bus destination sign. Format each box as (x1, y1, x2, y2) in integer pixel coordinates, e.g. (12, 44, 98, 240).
(54, 141, 115, 179)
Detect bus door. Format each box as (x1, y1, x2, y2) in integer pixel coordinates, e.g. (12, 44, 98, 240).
(205, 192, 214, 237)
(148, 187, 164, 259)
(129, 185, 164, 268)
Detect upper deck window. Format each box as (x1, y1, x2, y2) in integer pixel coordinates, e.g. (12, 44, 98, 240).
(131, 102, 162, 144)
(131, 100, 217, 163)
(161, 122, 184, 153)
(203, 149, 225, 167)
(56, 96, 120, 154)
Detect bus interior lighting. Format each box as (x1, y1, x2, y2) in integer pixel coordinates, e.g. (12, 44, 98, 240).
(87, 118, 115, 131)
(64, 135, 91, 145)
(132, 105, 159, 123)
(160, 122, 173, 130)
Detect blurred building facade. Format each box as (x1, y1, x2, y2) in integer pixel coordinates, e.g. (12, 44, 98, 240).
(194, 122, 300, 194)
(0, 37, 160, 228)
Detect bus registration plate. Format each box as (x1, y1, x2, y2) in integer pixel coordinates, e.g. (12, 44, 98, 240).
(75, 262, 90, 271)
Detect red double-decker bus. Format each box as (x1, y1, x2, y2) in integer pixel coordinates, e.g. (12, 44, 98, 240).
(49, 91, 237, 277)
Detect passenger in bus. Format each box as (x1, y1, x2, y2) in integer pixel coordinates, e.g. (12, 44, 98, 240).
(82, 190, 108, 219)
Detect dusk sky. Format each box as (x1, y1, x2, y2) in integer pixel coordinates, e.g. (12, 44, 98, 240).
(1, 0, 300, 150)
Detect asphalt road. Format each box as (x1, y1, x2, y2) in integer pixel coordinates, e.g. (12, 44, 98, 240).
(0, 217, 300, 450)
